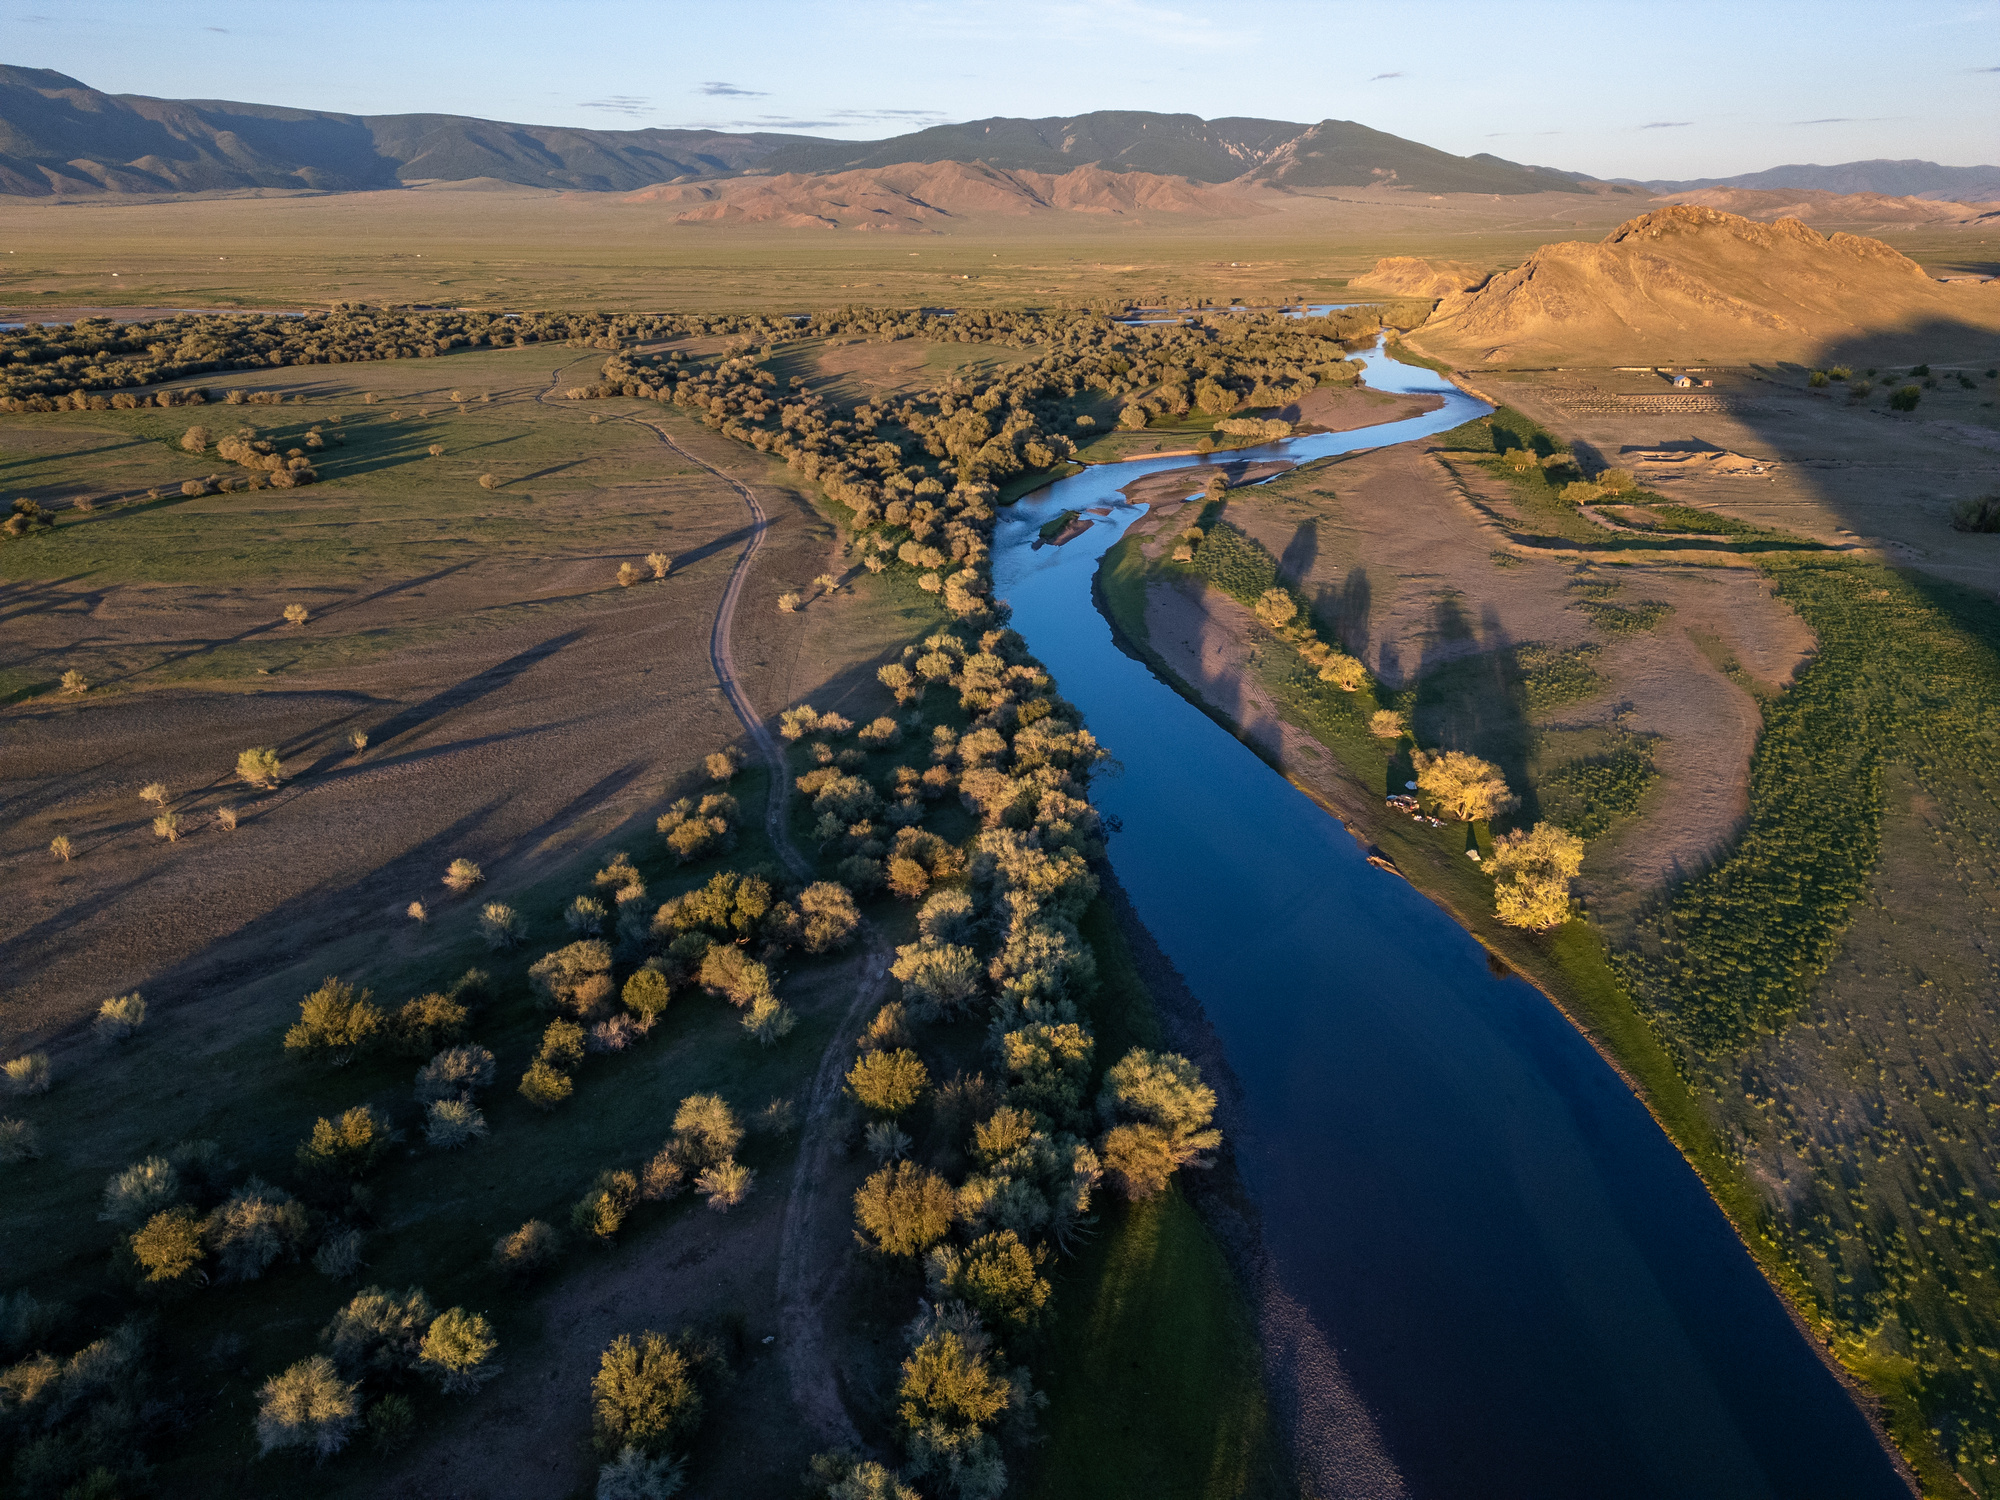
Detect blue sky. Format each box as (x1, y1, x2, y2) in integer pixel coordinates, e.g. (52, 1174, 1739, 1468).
(10, 0, 1999, 178)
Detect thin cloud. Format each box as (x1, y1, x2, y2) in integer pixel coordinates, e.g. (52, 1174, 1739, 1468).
(579, 96, 651, 116)
(1642, 121, 1693, 129)
(701, 82, 767, 97)
(1971, 65, 2000, 72)
(204, 25, 228, 32)
(1370, 72, 1403, 81)
(1791, 115, 1898, 125)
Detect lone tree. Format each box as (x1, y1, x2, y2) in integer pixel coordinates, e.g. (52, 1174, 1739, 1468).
(283, 978, 385, 1066)
(1486, 821, 1586, 931)
(255, 1355, 360, 1458)
(1412, 748, 1516, 823)
(419, 1307, 502, 1394)
(846, 1049, 931, 1117)
(591, 1330, 706, 1458)
(1097, 1047, 1222, 1200)
(236, 746, 284, 790)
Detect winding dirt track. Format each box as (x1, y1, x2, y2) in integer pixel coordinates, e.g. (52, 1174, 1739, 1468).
(546, 365, 887, 1446)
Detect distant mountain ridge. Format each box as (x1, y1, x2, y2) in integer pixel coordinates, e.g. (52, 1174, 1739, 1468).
(1629, 159, 2000, 202)
(0, 65, 1591, 199)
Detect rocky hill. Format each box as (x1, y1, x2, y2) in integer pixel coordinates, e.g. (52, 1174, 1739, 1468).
(1634, 158, 2000, 202)
(1411, 204, 2000, 364)
(1352, 256, 1493, 298)
(1659, 187, 1998, 226)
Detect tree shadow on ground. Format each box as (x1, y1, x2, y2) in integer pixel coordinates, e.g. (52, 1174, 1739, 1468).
(1409, 598, 1539, 826)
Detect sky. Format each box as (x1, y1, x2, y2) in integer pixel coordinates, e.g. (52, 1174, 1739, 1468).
(9, 0, 1999, 179)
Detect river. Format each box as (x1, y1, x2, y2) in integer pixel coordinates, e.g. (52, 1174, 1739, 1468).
(990, 344, 1911, 1499)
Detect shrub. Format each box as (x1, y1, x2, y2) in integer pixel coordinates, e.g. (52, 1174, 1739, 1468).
(573, 1169, 641, 1243)
(297, 1104, 396, 1182)
(205, 1178, 308, 1281)
(704, 748, 741, 781)
(891, 942, 984, 1021)
(847, 1049, 932, 1117)
(646, 551, 671, 580)
(854, 1162, 957, 1257)
(4, 1052, 52, 1095)
(898, 1325, 1014, 1491)
(415, 1044, 495, 1104)
(322, 1285, 434, 1375)
(217, 806, 239, 832)
(314, 1229, 367, 1280)
(424, 1099, 489, 1148)
(618, 562, 643, 588)
(180, 425, 210, 453)
(1950, 495, 2000, 534)
(151, 810, 182, 842)
(779, 592, 802, 613)
(519, 1059, 575, 1111)
(672, 1094, 743, 1167)
(592, 1331, 708, 1458)
(443, 857, 484, 894)
(60, 668, 89, 696)
(622, 967, 672, 1022)
(419, 1307, 501, 1394)
(797, 881, 861, 953)
(567, 895, 609, 935)
(256, 1355, 360, 1458)
(49, 834, 74, 862)
(129, 1204, 207, 1288)
(696, 1158, 754, 1211)
(866, 1120, 913, 1163)
(598, 1447, 688, 1500)
(368, 1393, 416, 1454)
(742, 992, 798, 1045)
(1888, 384, 1921, 412)
(428, 443, 446, 458)
(235, 746, 284, 789)
(926, 1230, 1051, 1331)
(0, 1116, 40, 1162)
(1412, 748, 1516, 823)
(284, 977, 385, 1066)
(94, 992, 146, 1042)
(140, 781, 169, 808)
(479, 473, 498, 489)
(491, 1219, 561, 1281)
(1369, 709, 1405, 739)
(1253, 588, 1297, 628)
(530, 940, 616, 1017)
(283, 603, 309, 627)
(101, 1156, 182, 1225)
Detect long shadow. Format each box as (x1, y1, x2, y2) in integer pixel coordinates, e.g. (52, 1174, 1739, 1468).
(668, 522, 758, 574)
(0, 573, 105, 627)
(1278, 519, 1318, 585)
(1408, 598, 1540, 826)
(365, 630, 586, 749)
(310, 561, 479, 623)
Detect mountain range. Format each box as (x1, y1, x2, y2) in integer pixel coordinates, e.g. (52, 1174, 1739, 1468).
(3, 65, 1992, 211)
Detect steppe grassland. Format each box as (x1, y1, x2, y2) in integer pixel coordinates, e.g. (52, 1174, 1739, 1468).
(0, 185, 1659, 313)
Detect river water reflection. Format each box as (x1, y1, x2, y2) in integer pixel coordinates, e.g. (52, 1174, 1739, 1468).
(991, 345, 1910, 1498)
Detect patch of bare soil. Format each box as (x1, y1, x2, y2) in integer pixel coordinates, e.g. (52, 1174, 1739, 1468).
(1275, 385, 1444, 434)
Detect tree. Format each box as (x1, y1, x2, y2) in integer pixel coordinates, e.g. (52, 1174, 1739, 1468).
(598, 1447, 688, 1499)
(854, 1162, 956, 1257)
(130, 1206, 205, 1287)
(236, 746, 284, 790)
(60, 669, 89, 695)
(1099, 1123, 1181, 1201)
(671, 1093, 744, 1167)
(519, 1058, 574, 1111)
(1412, 748, 1516, 823)
(256, 1355, 360, 1458)
(622, 967, 672, 1022)
(443, 857, 484, 894)
(414, 1044, 496, 1103)
(424, 1098, 488, 1148)
(1488, 821, 1585, 932)
(703, 748, 740, 781)
(205, 1178, 309, 1282)
(322, 1285, 434, 1375)
(94, 992, 147, 1042)
(925, 1230, 1050, 1331)
(592, 1331, 704, 1458)
(646, 551, 671, 580)
(284, 977, 385, 1066)
(101, 1156, 181, 1225)
(419, 1307, 501, 1394)
(49, 834, 74, 863)
(847, 1049, 931, 1117)
(1254, 589, 1297, 628)
(898, 1324, 1014, 1497)
(491, 1219, 561, 1281)
(3, 1051, 51, 1095)
(696, 1158, 754, 1210)
(891, 941, 983, 1021)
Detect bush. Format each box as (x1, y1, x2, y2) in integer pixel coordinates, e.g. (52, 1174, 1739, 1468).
(206, 1178, 308, 1282)
(798, 881, 861, 953)
(566, 895, 608, 936)
(93, 992, 146, 1042)
(742, 992, 798, 1046)
(424, 1099, 489, 1148)
(1950, 495, 2000, 534)
(519, 1059, 575, 1110)
(704, 749, 741, 782)
(0, 1116, 41, 1161)
(297, 1104, 396, 1182)
(100, 1156, 182, 1225)
(696, 1158, 754, 1211)
(322, 1285, 434, 1375)
(598, 1447, 688, 1500)
(592, 1330, 708, 1458)
(314, 1228, 367, 1280)
(573, 1169, 640, 1242)
(1412, 748, 1516, 823)
(443, 856, 484, 894)
(531, 939, 617, 1017)
(256, 1355, 361, 1459)
(130, 1206, 206, 1287)
(1888, 384, 1921, 412)
(540, 1019, 588, 1070)
(368, 1393, 416, 1454)
(477, 902, 524, 949)
(1487, 822, 1585, 931)
(847, 1049, 932, 1117)
(671, 1094, 744, 1167)
(854, 1162, 957, 1257)
(420, 1307, 501, 1394)
(283, 977, 385, 1066)
(4, 1051, 52, 1095)
(414, 1044, 496, 1104)
(151, 810, 182, 842)
(898, 1325, 1014, 1493)
(235, 746, 284, 789)
(891, 941, 984, 1021)
(491, 1219, 562, 1281)
(391, 991, 470, 1055)
(1369, 709, 1404, 739)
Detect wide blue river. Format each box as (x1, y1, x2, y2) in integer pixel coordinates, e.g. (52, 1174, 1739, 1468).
(991, 345, 1910, 1499)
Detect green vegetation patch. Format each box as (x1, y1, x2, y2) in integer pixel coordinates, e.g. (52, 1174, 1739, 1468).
(1636, 504, 1770, 539)
(1186, 507, 1278, 604)
(1539, 743, 1658, 838)
(1514, 642, 1606, 715)
(1432, 404, 1562, 456)
(1575, 596, 1672, 635)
